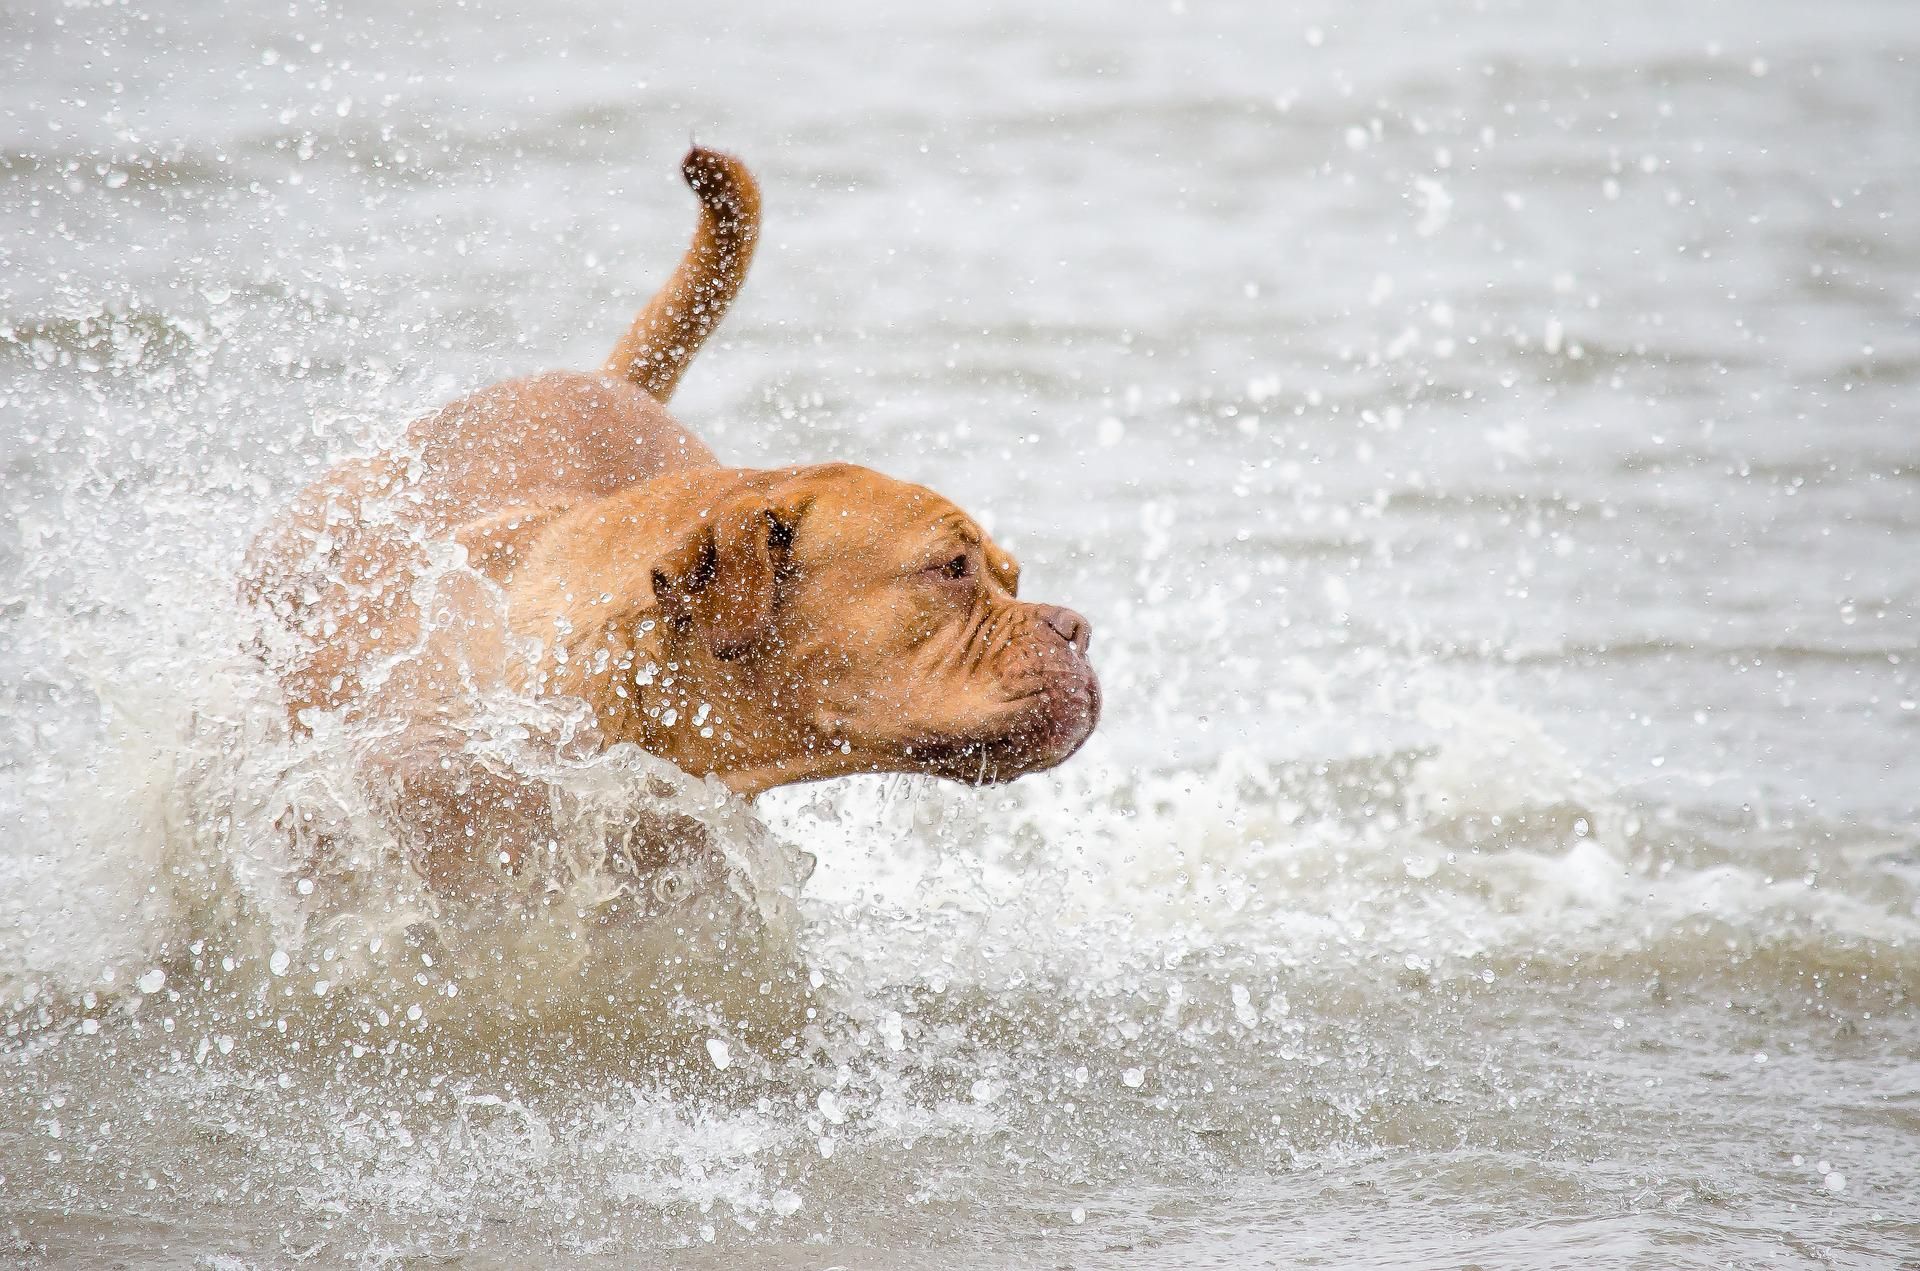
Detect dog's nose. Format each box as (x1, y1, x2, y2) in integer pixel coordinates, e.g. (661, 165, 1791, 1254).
(1037, 605, 1092, 656)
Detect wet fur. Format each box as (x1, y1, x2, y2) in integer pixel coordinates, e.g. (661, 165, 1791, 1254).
(242, 147, 1097, 893)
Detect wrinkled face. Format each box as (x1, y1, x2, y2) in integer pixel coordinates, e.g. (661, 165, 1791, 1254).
(649, 463, 1100, 789)
(770, 466, 1100, 784)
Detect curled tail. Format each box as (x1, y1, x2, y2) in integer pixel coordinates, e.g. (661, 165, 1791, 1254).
(604, 146, 762, 402)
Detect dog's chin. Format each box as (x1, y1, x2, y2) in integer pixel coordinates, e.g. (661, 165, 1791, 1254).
(905, 670, 1101, 786)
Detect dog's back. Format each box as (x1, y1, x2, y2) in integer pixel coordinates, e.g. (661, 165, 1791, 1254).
(241, 147, 761, 725)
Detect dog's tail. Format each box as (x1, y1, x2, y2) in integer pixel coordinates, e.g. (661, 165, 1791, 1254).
(603, 146, 761, 402)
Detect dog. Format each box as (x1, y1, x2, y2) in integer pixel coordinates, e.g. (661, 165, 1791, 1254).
(242, 147, 1099, 892)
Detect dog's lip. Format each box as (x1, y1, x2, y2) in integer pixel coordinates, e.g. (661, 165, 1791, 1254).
(903, 672, 1100, 783)
(901, 676, 1091, 753)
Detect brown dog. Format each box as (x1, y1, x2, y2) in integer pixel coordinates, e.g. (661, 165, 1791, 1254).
(242, 147, 1099, 891)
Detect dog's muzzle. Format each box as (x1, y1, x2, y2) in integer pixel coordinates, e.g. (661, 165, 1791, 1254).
(914, 604, 1100, 783)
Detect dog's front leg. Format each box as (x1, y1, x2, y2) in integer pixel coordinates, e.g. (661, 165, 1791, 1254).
(360, 720, 558, 896)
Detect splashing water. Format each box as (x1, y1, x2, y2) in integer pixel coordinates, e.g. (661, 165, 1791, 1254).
(5, 0, 1919, 1265)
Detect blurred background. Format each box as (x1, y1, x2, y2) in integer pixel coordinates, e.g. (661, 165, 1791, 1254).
(3, 0, 1916, 1265)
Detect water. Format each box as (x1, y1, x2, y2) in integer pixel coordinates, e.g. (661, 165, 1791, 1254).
(4, 0, 1918, 1265)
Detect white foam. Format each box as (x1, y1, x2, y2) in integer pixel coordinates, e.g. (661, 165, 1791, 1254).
(4, 631, 814, 1044)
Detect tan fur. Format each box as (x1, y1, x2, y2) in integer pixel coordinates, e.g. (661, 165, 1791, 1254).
(602, 147, 760, 400)
(243, 147, 1097, 893)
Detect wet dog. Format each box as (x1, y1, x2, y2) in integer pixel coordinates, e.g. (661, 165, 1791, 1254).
(242, 148, 1099, 891)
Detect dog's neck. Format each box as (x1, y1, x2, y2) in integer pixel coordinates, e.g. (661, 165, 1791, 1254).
(552, 616, 765, 791)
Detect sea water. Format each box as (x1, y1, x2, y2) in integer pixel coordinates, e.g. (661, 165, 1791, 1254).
(3, 0, 1916, 1265)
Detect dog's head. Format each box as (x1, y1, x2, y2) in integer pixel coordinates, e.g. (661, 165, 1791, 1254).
(632, 463, 1099, 793)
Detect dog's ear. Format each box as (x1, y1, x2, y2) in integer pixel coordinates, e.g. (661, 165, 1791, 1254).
(651, 494, 789, 660)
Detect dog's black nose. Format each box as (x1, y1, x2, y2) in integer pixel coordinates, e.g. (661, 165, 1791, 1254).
(1037, 605, 1092, 656)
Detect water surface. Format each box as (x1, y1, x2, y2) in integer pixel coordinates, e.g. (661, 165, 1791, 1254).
(3, 0, 1917, 1266)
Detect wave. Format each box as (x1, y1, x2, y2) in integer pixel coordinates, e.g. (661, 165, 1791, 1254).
(6, 619, 1914, 1057)
(760, 698, 1920, 1016)
(0, 306, 210, 376)
(0, 635, 817, 1050)
(0, 144, 241, 192)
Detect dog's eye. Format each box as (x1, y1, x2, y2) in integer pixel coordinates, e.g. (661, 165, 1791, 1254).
(938, 554, 970, 580)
